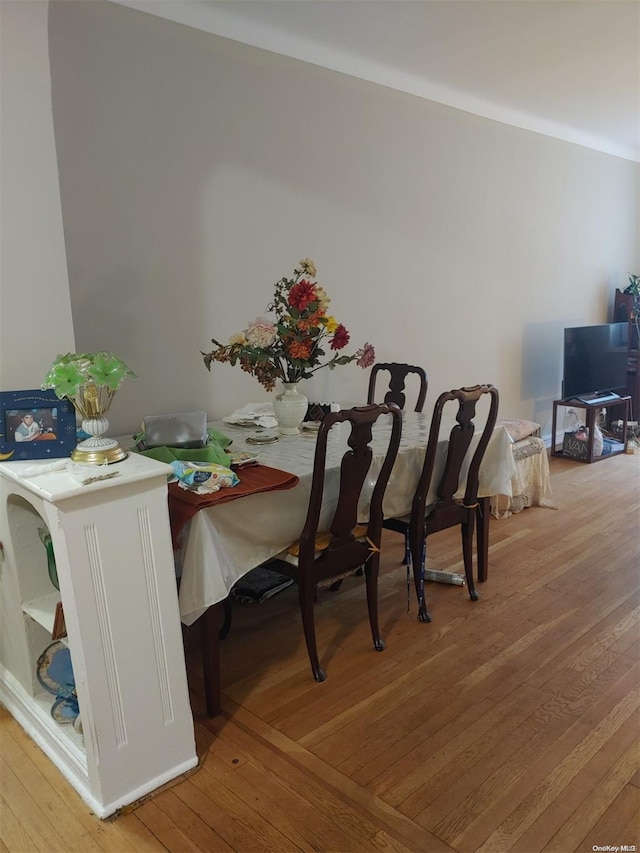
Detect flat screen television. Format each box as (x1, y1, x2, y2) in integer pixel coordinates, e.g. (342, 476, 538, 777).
(562, 322, 628, 401)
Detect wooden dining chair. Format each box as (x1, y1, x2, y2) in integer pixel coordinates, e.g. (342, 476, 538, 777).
(272, 403, 402, 682)
(367, 362, 428, 412)
(384, 384, 499, 623)
(367, 362, 428, 567)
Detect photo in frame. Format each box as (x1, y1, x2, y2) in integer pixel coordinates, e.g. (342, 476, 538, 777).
(0, 390, 77, 461)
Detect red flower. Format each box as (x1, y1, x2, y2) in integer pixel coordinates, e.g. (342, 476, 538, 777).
(330, 324, 350, 350)
(289, 280, 317, 311)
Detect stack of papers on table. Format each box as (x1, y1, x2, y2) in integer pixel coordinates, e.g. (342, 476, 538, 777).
(223, 403, 278, 429)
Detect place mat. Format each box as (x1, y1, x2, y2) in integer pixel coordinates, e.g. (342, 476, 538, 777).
(168, 464, 299, 548)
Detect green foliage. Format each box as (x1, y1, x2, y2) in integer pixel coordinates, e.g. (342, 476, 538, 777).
(624, 273, 639, 297)
(42, 352, 137, 400)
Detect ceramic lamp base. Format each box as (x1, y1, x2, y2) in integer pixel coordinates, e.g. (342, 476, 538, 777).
(71, 412, 128, 464)
(71, 437, 128, 464)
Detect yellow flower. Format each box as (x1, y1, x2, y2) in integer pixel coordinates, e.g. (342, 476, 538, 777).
(229, 332, 247, 345)
(315, 287, 331, 313)
(325, 316, 338, 333)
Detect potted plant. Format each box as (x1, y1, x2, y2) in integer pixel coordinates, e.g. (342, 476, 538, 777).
(621, 273, 640, 347)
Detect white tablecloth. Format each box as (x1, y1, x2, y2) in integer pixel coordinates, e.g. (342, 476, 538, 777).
(177, 412, 515, 625)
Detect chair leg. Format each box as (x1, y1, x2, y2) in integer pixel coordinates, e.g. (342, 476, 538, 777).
(461, 514, 479, 601)
(476, 497, 490, 582)
(364, 556, 385, 652)
(411, 533, 432, 623)
(403, 529, 410, 565)
(298, 575, 326, 682)
(405, 554, 412, 614)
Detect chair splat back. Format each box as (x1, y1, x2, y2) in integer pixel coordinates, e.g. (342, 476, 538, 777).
(367, 363, 428, 412)
(277, 402, 402, 682)
(415, 386, 499, 519)
(385, 384, 499, 624)
(299, 404, 401, 576)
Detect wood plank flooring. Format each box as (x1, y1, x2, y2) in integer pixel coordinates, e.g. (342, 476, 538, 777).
(2, 451, 639, 852)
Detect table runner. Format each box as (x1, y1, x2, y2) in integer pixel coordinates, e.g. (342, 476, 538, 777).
(168, 464, 299, 547)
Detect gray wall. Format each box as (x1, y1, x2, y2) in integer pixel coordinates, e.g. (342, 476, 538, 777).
(0, 1, 75, 393)
(47, 1, 639, 438)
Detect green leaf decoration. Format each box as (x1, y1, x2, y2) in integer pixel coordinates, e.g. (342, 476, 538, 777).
(41, 351, 136, 398)
(87, 353, 135, 390)
(42, 361, 85, 399)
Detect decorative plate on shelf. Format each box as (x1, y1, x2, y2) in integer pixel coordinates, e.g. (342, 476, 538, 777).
(51, 695, 80, 724)
(36, 640, 79, 724)
(36, 641, 74, 695)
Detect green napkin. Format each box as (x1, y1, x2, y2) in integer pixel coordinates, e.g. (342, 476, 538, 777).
(134, 428, 233, 468)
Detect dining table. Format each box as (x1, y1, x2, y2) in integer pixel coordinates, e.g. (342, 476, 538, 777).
(175, 410, 516, 627)
(171, 409, 516, 715)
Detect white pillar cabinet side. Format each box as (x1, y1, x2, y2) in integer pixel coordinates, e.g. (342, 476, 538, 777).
(0, 455, 197, 818)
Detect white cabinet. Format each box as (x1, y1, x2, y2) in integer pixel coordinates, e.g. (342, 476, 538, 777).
(0, 454, 197, 818)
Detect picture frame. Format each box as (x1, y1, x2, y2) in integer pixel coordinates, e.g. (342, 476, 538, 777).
(52, 601, 67, 641)
(0, 390, 77, 461)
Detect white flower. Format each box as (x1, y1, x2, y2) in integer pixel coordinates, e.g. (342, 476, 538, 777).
(299, 258, 317, 278)
(245, 318, 277, 348)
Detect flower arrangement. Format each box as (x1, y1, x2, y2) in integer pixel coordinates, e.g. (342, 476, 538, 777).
(42, 352, 137, 417)
(202, 259, 375, 391)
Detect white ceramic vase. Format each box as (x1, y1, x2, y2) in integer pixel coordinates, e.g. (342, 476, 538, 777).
(273, 382, 308, 435)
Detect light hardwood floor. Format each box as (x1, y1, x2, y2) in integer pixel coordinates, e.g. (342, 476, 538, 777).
(2, 451, 639, 852)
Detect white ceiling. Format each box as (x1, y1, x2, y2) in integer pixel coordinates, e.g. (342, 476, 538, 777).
(112, 0, 640, 162)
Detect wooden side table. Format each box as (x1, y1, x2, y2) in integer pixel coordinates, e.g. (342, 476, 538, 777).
(551, 396, 630, 463)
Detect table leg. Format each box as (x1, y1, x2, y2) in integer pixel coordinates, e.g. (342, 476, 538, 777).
(477, 497, 490, 582)
(199, 600, 226, 717)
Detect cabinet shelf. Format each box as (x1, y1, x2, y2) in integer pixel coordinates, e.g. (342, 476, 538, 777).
(23, 591, 62, 636)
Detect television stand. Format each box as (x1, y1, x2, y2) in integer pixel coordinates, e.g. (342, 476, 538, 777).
(575, 392, 621, 405)
(552, 396, 630, 463)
